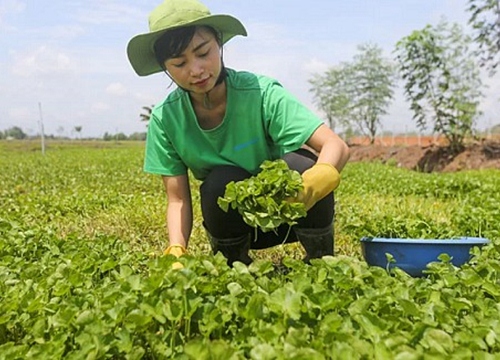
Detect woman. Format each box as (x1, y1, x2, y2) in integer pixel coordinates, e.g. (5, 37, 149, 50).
(127, 0, 350, 267)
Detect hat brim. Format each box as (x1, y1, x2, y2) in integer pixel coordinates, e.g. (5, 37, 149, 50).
(127, 14, 247, 77)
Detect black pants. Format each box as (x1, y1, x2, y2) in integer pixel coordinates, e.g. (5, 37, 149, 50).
(200, 149, 335, 250)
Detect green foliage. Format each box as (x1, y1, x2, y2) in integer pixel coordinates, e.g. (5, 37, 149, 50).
(309, 43, 396, 143)
(467, 0, 500, 74)
(102, 132, 128, 141)
(218, 160, 307, 233)
(3, 126, 27, 140)
(0, 142, 499, 358)
(337, 162, 499, 241)
(395, 19, 483, 152)
(309, 67, 352, 131)
(140, 105, 155, 123)
(128, 132, 147, 141)
(1, 225, 500, 358)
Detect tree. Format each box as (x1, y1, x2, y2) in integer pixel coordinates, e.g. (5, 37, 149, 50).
(74, 126, 82, 139)
(103, 132, 129, 141)
(4, 126, 27, 140)
(395, 19, 483, 152)
(140, 105, 155, 123)
(349, 43, 396, 143)
(56, 126, 65, 139)
(115, 132, 128, 141)
(309, 67, 352, 131)
(128, 132, 147, 141)
(103, 132, 113, 141)
(309, 43, 395, 143)
(467, 0, 500, 74)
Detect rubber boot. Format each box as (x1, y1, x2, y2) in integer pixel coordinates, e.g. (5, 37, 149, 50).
(294, 224, 334, 263)
(207, 232, 253, 266)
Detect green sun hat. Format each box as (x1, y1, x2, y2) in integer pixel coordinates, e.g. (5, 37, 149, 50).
(127, 0, 247, 77)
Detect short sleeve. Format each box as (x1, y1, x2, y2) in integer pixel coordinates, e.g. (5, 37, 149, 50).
(143, 112, 187, 176)
(261, 80, 323, 154)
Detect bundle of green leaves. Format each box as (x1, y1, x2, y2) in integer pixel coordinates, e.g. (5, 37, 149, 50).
(217, 160, 307, 233)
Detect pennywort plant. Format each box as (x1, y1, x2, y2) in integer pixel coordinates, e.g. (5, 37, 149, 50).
(217, 160, 307, 233)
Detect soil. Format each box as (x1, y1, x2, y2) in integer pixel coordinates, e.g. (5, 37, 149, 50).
(348, 138, 500, 172)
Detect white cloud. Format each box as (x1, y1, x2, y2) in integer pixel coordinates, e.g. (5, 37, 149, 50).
(10, 46, 78, 77)
(26, 24, 86, 41)
(243, 22, 285, 45)
(91, 102, 110, 113)
(0, 0, 25, 29)
(303, 58, 330, 76)
(8, 106, 31, 121)
(240, 21, 303, 50)
(73, 1, 145, 25)
(133, 91, 160, 105)
(106, 82, 127, 96)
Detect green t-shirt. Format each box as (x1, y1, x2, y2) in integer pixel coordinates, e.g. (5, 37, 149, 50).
(144, 68, 323, 181)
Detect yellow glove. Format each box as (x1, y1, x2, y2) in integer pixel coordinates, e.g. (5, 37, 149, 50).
(163, 244, 186, 270)
(295, 163, 341, 211)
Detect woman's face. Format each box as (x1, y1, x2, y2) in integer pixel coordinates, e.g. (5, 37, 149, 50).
(164, 28, 222, 94)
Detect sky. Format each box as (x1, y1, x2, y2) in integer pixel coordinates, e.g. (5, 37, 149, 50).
(0, 0, 499, 138)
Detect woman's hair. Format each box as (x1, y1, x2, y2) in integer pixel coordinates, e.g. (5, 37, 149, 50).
(154, 26, 227, 84)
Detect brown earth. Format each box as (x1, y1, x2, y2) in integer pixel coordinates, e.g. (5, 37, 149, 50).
(348, 138, 500, 172)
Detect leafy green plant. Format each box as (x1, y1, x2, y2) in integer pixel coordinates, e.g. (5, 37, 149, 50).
(2, 141, 500, 359)
(394, 19, 483, 152)
(309, 43, 396, 142)
(217, 160, 307, 233)
(467, 0, 500, 75)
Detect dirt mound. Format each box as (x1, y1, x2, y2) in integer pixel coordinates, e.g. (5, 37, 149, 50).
(348, 140, 500, 172)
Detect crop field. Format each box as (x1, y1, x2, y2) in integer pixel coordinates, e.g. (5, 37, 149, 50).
(1, 140, 500, 359)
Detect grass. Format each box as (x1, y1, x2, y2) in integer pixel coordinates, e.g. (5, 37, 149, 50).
(1, 139, 498, 265)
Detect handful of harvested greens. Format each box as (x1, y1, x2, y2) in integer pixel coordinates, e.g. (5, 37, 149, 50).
(217, 160, 307, 233)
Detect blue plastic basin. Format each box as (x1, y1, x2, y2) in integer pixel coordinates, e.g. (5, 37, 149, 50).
(360, 237, 490, 277)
